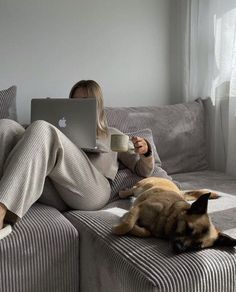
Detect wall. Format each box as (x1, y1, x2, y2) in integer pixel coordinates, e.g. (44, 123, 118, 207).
(0, 0, 171, 124)
(169, 0, 187, 104)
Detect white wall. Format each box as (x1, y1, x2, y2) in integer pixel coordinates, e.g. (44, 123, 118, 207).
(169, 0, 185, 104)
(0, 0, 171, 124)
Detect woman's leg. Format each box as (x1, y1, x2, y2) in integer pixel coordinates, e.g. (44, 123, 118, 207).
(0, 119, 25, 177)
(38, 177, 69, 212)
(0, 119, 25, 228)
(0, 202, 7, 229)
(0, 120, 111, 222)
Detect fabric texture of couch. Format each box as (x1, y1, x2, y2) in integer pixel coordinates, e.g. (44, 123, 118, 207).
(0, 92, 235, 292)
(0, 85, 18, 121)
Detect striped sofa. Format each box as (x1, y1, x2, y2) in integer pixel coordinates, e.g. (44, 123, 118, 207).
(65, 99, 236, 292)
(0, 98, 236, 292)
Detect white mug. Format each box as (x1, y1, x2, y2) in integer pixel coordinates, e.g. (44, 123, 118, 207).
(110, 134, 135, 153)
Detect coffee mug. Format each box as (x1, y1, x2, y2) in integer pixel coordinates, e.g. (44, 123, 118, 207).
(110, 134, 135, 153)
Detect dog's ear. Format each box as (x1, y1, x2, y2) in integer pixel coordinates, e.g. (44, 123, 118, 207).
(187, 193, 211, 215)
(214, 232, 236, 247)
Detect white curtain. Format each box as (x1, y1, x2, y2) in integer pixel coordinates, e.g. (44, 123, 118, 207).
(175, 0, 236, 176)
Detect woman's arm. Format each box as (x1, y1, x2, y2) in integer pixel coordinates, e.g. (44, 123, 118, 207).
(118, 137, 154, 177)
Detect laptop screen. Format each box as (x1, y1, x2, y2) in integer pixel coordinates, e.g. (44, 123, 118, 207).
(31, 98, 97, 150)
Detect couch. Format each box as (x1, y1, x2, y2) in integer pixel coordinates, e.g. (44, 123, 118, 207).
(0, 89, 235, 292)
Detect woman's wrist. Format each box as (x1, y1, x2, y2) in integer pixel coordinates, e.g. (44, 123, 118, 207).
(143, 140, 152, 157)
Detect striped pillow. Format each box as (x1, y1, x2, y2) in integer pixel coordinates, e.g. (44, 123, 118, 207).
(0, 86, 17, 120)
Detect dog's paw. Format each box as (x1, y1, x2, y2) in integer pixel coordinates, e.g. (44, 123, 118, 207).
(199, 189, 220, 199)
(119, 189, 132, 198)
(112, 223, 130, 235)
(184, 189, 220, 200)
(209, 191, 220, 199)
(130, 225, 151, 237)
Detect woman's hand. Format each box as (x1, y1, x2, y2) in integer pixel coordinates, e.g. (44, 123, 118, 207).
(131, 136, 149, 155)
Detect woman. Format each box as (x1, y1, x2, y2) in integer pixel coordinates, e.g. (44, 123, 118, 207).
(0, 80, 154, 237)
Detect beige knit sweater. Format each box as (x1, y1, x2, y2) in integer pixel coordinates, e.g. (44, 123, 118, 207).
(86, 127, 154, 181)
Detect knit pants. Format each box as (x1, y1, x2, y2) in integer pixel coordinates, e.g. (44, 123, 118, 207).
(0, 119, 111, 222)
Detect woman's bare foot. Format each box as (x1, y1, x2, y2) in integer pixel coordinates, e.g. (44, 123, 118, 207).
(0, 203, 7, 229)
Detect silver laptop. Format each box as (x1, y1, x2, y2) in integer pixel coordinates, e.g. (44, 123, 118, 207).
(31, 98, 98, 151)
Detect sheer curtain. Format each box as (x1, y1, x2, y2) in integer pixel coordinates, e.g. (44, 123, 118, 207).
(174, 0, 236, 176)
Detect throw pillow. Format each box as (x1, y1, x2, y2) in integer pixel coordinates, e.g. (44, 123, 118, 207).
(0, 85, 18, 121)
(108, 128, 174, 202)
(105, 99, 208, 174)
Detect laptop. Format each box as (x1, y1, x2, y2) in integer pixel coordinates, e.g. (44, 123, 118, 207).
(31, 98, 98, 151)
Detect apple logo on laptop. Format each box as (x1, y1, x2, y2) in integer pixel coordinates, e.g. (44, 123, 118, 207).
(58, 117, 66, 128)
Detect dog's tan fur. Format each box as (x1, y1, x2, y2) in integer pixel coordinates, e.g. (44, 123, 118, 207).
(112, 177, 236, 252)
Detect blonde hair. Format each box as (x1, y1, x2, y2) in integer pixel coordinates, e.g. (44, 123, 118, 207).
(69, 80, 108, 137)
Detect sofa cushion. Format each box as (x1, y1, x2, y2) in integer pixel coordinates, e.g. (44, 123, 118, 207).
(65, 191, 236, 292)
(0, 85, 18, 120)
(172, 170, 236, 195)
(105, 98, 208, 174)
(0, 203, 79, 292)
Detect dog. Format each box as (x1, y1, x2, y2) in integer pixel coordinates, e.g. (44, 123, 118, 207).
(112, 177, 236, 253)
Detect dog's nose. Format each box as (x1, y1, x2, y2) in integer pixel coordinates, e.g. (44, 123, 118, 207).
(172, 240, 187, 253)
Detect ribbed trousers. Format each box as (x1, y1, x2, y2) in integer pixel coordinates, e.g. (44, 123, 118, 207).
(0, 119, 111, 221)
